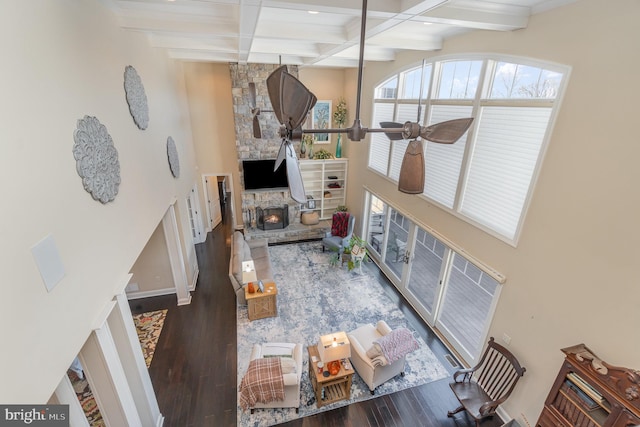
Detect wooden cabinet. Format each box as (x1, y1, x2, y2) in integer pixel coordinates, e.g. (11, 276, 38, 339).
(299, 159, 348, 219)
(537, 344, 640, 427)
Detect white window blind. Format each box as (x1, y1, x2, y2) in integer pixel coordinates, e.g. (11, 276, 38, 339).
(396, 103, 423, 123)
(424, 105, 473, 207)
(389, 140, 409, 181)
(460, 106, 552, 238)
(368, 102, 395, 175)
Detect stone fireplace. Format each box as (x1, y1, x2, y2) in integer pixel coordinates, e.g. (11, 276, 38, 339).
(230, 63, 329, 243)
(229, 63, 302, 230)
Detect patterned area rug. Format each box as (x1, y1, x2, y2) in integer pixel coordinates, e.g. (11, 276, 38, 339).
(133, 309, 168, 368)
(237, 241, 448, 427)
(67, 309, 167, 426)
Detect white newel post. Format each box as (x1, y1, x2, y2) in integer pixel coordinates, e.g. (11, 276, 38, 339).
(79, 318, 143, 427)
(110, 293, 164, 427)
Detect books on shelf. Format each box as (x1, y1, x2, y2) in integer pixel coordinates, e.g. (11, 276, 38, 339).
(563, 379, 599, 410)
(566, 372, 605, 405)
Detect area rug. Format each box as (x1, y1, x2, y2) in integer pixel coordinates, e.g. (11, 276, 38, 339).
(132, 309, 168, 368)
(236, 241, 449, 427)
(67, 309, 167, 426)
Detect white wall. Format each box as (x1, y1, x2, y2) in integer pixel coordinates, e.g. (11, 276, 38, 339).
(343, 0, 640, 423)
(0, 1, 196, 402)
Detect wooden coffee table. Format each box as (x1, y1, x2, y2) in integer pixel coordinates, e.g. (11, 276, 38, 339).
(244, 281, 278, 321)
(307, 345, 354, 407)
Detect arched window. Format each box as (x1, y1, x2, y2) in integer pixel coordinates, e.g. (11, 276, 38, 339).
(369, 56, 569, 244)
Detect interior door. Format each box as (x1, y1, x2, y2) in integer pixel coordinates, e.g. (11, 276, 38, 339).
(187, 187, 205, 244)
(205, 176, 222, 230)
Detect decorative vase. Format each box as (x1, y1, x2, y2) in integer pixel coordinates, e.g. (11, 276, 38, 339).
(328, 360, 341, 375)
(300, 139, 306, 158)
(308, 145, 314, 159)
(335, 132, 342, 158)
(248, 282, 255, 293)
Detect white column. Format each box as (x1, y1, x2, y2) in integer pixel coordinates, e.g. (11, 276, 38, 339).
(109, 293, 164, 427)
(162, 202, 191, 305)
(79, 321, 143, 426)
(52, 375, 90, 427)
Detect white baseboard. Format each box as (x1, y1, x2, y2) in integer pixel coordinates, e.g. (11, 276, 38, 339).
(189, 266, 199, 291)
(126, 288, 176, 300)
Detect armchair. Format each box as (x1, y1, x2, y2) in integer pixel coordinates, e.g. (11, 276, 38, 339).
(322, 212, 355, 253)
(347, 320, 414, 394)
(447, 337, 526, 426)
(243, 342, 303, 413)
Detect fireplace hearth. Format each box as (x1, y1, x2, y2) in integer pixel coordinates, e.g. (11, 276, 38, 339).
(257, 205, 289, 230)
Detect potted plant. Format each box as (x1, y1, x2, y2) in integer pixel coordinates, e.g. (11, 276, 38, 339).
(328, 235, 369, 272)
(313, 148, 334, 160)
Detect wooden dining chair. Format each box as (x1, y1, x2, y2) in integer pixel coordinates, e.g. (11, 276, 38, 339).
(447, 337, 526, 426)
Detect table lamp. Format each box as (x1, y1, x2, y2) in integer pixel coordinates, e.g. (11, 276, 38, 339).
(242, 260, 257, 292)
(317, 331, 351, 375)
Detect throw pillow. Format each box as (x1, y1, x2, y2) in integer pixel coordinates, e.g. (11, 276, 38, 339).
(280, 357, 296, 374)
(366, 343, 382, 359)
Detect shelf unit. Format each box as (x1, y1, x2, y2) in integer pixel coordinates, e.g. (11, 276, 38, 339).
(537, 344, 640, 427)
(299, 159, 348, 220)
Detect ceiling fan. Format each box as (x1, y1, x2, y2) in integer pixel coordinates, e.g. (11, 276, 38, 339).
(266, 0, 473, 201)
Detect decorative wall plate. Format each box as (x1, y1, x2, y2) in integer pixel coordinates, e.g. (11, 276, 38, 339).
(73, 116, 121, 203)
(167, 136, 180, 178)
(123, 65, 149, 130)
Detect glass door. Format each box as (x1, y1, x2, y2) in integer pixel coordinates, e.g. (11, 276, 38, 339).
(363, 190, 502, 365)
(435, 253, 501, 361)
(403, 227, 449, 325)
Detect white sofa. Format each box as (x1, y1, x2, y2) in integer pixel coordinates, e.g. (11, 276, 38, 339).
(347, 320, 407, 394)
(228, 231, 274, 305)
(247, 343, 303, 413)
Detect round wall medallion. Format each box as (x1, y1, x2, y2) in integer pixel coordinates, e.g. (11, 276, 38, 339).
(167, 136, 180, 178)
(73, 116, 121, 203)
(123, 65, 149, 130)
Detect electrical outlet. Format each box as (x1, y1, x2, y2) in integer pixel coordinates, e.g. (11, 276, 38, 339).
(502, 333, 511, 345)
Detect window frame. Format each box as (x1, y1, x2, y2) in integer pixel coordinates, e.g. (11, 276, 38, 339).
(367, 54, 571, 246)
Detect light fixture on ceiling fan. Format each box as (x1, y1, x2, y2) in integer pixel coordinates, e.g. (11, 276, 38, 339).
(266, 0, 474, 202)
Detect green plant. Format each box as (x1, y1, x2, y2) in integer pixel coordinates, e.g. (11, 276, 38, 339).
(335, 205, 348, 212)
(302, 134, 314, 147)
(328, 235, 369, 271)
(313, 148, 334, 160)
(333, 97, 348, 127)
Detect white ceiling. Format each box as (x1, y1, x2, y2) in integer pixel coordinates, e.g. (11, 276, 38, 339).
(99, 0, 577, 67)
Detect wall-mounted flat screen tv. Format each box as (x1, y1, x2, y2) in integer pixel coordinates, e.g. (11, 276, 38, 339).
(242, 159, 289, 190)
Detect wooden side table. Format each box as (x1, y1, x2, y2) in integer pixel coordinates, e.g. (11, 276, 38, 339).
(307, 345, 354, 408)
(244, 282, 278, 321)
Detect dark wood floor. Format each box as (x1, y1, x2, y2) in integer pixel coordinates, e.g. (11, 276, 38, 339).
(129, 202, 505, 427)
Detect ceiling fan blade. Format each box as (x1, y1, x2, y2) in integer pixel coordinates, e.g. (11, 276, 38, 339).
(274, 139, 286, 170)
(284, 142, 307, 203)
(280, 71, 316, 131)
(380, 121, 405, 140)
(266, 65, 287, 125)
(421, 118, 474, 144)
(253, 116, 262, 139)
(249, 82, 257, 109)
(398, 140, 425, 194)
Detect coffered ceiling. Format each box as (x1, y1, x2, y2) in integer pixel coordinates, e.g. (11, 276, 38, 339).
(99, 0, 577, 67)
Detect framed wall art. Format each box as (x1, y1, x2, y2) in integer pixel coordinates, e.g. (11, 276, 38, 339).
(311, 100, 331, 144)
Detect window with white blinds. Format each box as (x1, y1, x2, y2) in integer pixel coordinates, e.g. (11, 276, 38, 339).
(367, 57, 568, 244)
(460, 106, 552, 238)
(369, 102, 394, 175)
